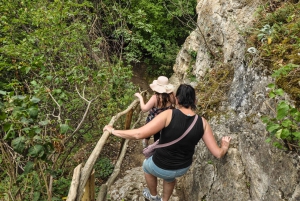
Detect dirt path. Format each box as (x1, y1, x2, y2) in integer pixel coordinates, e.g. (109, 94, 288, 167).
(118, 139, 146, 178)
(96, 65, 185, 200)
(131, 63, 152, 92)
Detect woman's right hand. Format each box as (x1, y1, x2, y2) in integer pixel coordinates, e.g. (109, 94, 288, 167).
(134, 93, 142, 99)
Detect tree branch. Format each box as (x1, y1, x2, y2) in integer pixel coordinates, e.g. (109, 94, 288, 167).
(63, 86, 98, 145)
(163, 1, 217, 59)
(47, 89, 61, 122)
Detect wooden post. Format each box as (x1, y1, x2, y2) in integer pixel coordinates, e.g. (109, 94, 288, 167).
(81, 169, 95, 201)
(119, 108, 134, 154)
(67, 164, 82, 201)
(96, 184, 107, 201)
(96, 109, 145, 201)
(125, 109, 134, 129)
(76, 97, 142, 201)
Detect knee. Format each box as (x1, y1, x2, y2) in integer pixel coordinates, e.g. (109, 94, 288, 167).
(164, 178, 176, 184)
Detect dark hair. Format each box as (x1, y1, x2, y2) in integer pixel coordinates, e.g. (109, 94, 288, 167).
(155, 92, 174, 108)
(175, 84, 196, 110)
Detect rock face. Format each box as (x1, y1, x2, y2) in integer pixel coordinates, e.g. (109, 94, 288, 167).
(108, 0, 300, 200)
(174, 0, 300, 201)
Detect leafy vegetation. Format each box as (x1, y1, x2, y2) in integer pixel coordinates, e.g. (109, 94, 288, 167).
(262, 83, 300, 150)
(95, 157, 115, 179)
(247, 1, 300, 150)
(93, 0, 197, 77)
(0, 0, 135, 200)
(0, 0, 197, 200)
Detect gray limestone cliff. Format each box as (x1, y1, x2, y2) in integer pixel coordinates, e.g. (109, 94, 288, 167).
(108, 0, 300, 200)
(174, 0, 300, 200)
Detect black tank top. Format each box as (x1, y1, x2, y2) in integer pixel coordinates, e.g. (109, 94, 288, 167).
(152, 109, 204, 170)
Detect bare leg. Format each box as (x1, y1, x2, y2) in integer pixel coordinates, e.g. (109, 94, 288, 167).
(144, 172, 158, 196)
(162, 179, 176, 201)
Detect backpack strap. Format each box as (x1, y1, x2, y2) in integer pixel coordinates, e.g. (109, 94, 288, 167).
(155, 115, 198, 148)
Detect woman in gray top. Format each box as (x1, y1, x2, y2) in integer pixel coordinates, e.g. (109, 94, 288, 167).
(103, 84, 232, 201)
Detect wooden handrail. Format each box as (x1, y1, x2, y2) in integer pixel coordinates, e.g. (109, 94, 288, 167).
(96, 109, 144, 201)
(66, 90, 147, 201)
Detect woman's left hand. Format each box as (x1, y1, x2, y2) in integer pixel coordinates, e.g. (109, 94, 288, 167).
(103, 125, 113, 133)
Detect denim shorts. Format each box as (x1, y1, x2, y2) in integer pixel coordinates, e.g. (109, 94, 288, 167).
(142, 156, 190, 182)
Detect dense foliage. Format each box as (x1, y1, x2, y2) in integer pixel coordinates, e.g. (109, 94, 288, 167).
(92, 0, 197, 77)
(0, 0, 196, 200)
(247, 1, 300, 150)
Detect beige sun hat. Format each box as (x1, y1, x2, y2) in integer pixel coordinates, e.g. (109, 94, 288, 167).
(149, 76, 174, 93)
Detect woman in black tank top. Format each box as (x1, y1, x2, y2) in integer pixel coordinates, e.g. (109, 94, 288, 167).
(104, 84, 232, 201)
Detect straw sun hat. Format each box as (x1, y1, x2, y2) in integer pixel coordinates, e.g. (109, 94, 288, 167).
(149, 76, 174, 94)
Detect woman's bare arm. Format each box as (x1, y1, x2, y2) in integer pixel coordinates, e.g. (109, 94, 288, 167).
(103, 110, 172, 140)
(201, 117, 231, 158)
(135, 93, 157, 112)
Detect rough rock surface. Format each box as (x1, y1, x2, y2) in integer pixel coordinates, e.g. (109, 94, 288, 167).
(108, 167, 181, 201)
(174, 0, 300, 201)
(108, 0, 300, 200)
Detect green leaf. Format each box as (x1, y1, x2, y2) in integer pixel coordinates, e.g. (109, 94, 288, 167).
(0, 112, 7, 120)
(275, 129, 282, 139)
(3, 123, 11, 132)
(27, 128, 36, 138)
(274, 88, 284, 96)
(265, 138, 271, 143)
(273, 141, 284, 149)
(60, 124, 69, 134)
(30, 97, 41, 103)
(292, 132, 300, 138)
(280, 128, 290, 139)
(276, 101, 289, 120)
(290, 108, 300, 121)
(261, 116, 270, 123)
(20, 117, 30, 125)
(46, 76, 53, 80)
(31, 80, 37, 86)
(13, 95, 26, 100)
(39, 120, 50, 126)
(11, 136, 26, 153)
(4, 130, 15, 140)
(28, 107, 38, 118)
(28, 144, 45, 158)
(35, 127, 42, 134)
(33, 192, 40, 201)
(269, 91, 275, 98)
(33, 135, 42, 143)
(53, 89, 62, 94)
(267, 83, 275, 89)
(281, 119, 292, 128)
(266, 123, 280, 133)
(24, 161, 35, 174)
(25, 67, 31, 74)
(0, 90, 7, 95)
